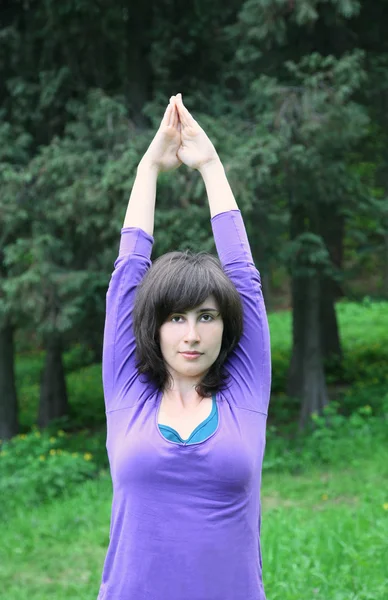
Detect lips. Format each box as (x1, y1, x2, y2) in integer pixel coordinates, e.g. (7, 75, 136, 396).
(180, 352, 202, 356)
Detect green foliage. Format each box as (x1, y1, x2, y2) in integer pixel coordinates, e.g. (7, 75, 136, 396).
(14, 347, 101, 430)
(67, 364, 105, 428)
(0, 429, 99, 517)
(269, 300, 388, 405)
(283, 231, 332, 278)
(231, 0, 362, 52)
(264, 400, 388, 473)
(63, 343, 96, 371)
(1, 0, 388, 435)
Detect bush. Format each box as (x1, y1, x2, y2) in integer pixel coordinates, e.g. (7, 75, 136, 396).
(67, 364, 105, 427)
(63, 343, 96, 372)
(264, 400, 388, 474)
(341, 381, 388, 415)
(0, 429, 100, 517)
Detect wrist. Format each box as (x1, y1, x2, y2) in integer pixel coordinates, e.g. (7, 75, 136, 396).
(138, 156, 160, 176)
(199, 156, 223, 179)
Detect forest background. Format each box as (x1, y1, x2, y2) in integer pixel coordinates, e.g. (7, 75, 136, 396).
(0, 1, 388, 598)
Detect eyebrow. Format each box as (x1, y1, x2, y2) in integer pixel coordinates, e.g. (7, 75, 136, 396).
(171, 308, 219, 315)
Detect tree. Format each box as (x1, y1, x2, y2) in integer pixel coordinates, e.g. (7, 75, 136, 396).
(2, 0, 387, 433)
(4, 92, 131, 426)
(0, 116, 32, 439)
(223, 0, 369, 423)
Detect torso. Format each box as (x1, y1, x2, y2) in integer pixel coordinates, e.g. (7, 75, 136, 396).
(157, 394, 213, 440)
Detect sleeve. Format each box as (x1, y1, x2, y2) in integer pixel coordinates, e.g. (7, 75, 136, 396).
(211, 210, 271, 415)
(102, 227, 157, 412)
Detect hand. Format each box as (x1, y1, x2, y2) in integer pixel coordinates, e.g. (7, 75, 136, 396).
(175, 93, 219, 171)
(141, 97, 182, 173)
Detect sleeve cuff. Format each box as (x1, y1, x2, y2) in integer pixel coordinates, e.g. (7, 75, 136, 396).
(119, 227, 154, 259)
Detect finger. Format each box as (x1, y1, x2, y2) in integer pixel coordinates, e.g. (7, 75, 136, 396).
(175, 98, 189, 128)
(172, 99, 180, 130)
(162, 101, 173, 127)
(169, 98, 178, 129)
(176, 94, 195, 127)
(168, 98, 175, 127)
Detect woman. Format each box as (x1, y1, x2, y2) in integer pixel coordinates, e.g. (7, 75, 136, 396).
(98, 93, 271, 600)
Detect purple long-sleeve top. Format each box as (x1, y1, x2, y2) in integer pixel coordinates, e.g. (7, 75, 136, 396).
(98, 209, 271, 600)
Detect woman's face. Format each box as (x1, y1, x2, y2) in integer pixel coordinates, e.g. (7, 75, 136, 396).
(159, 294, 224, 385)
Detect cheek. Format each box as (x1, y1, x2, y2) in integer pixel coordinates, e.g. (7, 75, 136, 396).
(158, 326, 167, 354)
(209, 322, 224, 346)
(159, 325, 178, 352)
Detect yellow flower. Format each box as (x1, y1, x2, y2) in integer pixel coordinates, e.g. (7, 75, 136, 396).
(84, 453, 93, 461)
(34, 431, 41, 438)
(50, 437, 56, 443)
(383, 503, 388, 511)
(39, 455, 46, 461)
(19, 434, 27, 440)
(57, 430, 66, 437)
(322, 494, 329, 501)
(49, 449, 56, 456)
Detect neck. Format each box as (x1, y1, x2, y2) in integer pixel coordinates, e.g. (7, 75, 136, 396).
(163, 388, 204, 410)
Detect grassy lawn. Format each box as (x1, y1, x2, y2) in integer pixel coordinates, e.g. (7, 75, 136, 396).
(268, 299, 388, 353)
(2, 443, 387, 600)
(262, 452, 388, 599)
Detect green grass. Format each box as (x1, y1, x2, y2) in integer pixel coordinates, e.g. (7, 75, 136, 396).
(268, 299, 388, 354)
(2, 441, 387, 600)
(262, 452, 388, 599)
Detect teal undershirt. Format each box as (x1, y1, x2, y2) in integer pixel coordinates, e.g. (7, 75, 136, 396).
(158, 393, 218, 444)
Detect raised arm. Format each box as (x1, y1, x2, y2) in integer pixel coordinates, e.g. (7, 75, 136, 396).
(123, 96, 182, 235)
(210, 207, 271, 415)
(175, 94, 271, 414)
(102, 97, 183, 411)
(175, 92, 238, 217)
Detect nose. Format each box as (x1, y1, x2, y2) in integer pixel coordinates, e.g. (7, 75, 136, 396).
(184, 319, 200, 343)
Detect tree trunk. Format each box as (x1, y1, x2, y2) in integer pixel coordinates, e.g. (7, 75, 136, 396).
(299, 275, 329, 428)
(287, 202, 329, 426)
(38, 333, 68, 427)
(248, 206, 272, 311)
(320, 275, 342, 363)
(287, 273, 305, 398)
(319, 208, 343, 361)
(0, 322, 19, 440)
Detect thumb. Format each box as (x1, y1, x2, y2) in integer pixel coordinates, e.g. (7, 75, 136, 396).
(177, 145, 186, 161)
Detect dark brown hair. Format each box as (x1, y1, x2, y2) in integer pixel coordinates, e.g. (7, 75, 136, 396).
(133, 250, 243, 397)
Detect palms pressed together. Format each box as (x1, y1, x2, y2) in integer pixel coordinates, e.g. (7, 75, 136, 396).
(145, 93, 218, 173)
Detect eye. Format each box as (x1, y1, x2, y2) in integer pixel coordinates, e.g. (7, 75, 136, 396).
(170, 315, 184, 323)
(200, 314, 214, 322)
